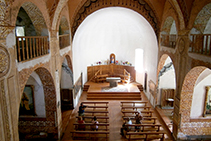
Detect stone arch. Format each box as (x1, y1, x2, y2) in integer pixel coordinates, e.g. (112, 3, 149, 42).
(169, 0, 185, 30)
(9, 0, 51, 34)
(187, 1, 211, 31)
(156, 54, 176, 105)
(60, 55, 74, 89)
(180, 66, 207, 122)
(18, 67, 57, 136)
(190, 3, 211, 34)
(51, 0, 69, 30)
(59, 16, 70, 35)
(161, 16, 177, 34)
(65, 55, 73, 72)
(71, 0, 160, 38)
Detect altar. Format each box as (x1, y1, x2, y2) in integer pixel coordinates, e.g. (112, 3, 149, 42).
(106, 77, 121, 87)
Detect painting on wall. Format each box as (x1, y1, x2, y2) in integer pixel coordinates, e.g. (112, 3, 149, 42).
(148, 80, 156, 97)
(19, 85, 36, 116)
(203, 86, 211, 117)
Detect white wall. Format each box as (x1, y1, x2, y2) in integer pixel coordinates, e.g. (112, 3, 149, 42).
(72, 7, 158, 88)
(191, 69, 211, 118)
(26, 72, 46, 117)
(157, 57, 176, 105)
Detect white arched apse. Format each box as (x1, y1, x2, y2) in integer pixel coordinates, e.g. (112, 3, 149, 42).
(72, 7, 158, 85)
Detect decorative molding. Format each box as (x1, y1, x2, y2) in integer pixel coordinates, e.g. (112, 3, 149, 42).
(0, 80, 11, 140)
(0, 46, 10, 78)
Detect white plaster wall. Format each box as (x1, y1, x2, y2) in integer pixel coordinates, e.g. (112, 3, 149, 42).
(191, 69, 211, 118)
(157, 57, 176, 105)
(26, 72, 46, 117)
(61, 69, 73, 88)
(72, 7, 158, 87)
(159, 69, 176, 89)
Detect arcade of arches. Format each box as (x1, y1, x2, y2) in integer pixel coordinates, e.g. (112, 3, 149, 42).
(1, 0, 211, 141)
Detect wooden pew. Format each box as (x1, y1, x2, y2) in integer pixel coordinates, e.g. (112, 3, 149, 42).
(82, 101, 109, 106)
(70, 130, 109, 141)
(121, 101, 148, 107)
(122, 116, 157, 124)
(121, 110, 153, 117)
(76, 116, 109, 123)
(73, 123, 109, 131)
(82, 102, 109, 111)
(124, 124, 162, 132)
(126, 131, 166, 141)
(121, 105, 151, 111)
(84, 110, 108, 116)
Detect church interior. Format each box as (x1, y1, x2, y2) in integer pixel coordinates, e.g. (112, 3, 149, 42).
(1, 0, 211, 141)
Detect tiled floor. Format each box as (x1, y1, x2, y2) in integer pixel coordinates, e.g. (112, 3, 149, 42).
(61, 83, 174, 141)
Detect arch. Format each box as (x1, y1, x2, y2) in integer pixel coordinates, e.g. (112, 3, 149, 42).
(18, 67, 57, 136)
(168, 0, 185, 30)
(191, 3, 211, 34)
(156, 54, 176, 105)
(51, 0, 69, 30)
(190, 68, 211, 118)
(71, 0, 160, 38)
(188, 0, 211, 31)
(65, 55, 73, 72)
(180, 66, 207, 123)
(9, 0, 51, 32)
(59, 16, 70, 35)
(61, 55, 74, 89)
(161, 16, 177, 34)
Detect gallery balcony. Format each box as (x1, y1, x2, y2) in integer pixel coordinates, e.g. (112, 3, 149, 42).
(16, 36, 49, 62)
(161, 34, 177, 48)
(59, 34, 70, 49)
(189, 34, 211, 56)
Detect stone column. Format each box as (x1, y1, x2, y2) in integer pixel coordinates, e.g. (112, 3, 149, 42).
(172, 30, 191, 140)
(49, 29, 62, 139)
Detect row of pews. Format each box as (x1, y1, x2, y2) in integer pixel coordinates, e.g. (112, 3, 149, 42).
(70, 102, 110, 140)
(121, 101, 166, 141)
(70, 101, 167, 141)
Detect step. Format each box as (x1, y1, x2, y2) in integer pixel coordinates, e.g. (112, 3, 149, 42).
(87, 97, 142, 100)
(87, 94, 141, 97)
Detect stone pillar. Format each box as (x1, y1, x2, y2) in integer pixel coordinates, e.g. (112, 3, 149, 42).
(0, 25, 20, 141)
(49, 30, 62, 139)
(172, 30, 191, 140)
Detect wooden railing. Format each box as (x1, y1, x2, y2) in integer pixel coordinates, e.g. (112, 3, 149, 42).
(59, 34, 70, 49)
(123, 69, 131, 83)
(189, 34, 211, 56)
(16, 36, 49, 62)
(161, 34, 177, 48)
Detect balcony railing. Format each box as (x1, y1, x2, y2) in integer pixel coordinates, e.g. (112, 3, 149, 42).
(16, 36, 49, 62)
(59, 34, 70, 49)
(189, 34, 211, 56)
(161, 34, 177, 48)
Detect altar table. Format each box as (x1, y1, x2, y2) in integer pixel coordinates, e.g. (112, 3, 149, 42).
(106, 77, 121, 87)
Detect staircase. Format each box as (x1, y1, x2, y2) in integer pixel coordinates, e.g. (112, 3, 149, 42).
(83, 84, 90, 91)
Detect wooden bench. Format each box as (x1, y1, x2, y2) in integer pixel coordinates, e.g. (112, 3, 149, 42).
(84, 110, 108, 116)
(73, 123, 109, 131)
(70, 130, 109, 141)
(122, 116, 157, 124)
(121, 110, 153, 117)
(76, 116, 109, 123)
(126, 131, 166, 141)
(121, 106, 151, 111)
(124, 124, 162, 132)
(82, 101, 109, 106)
(121, 101, 148, 107)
